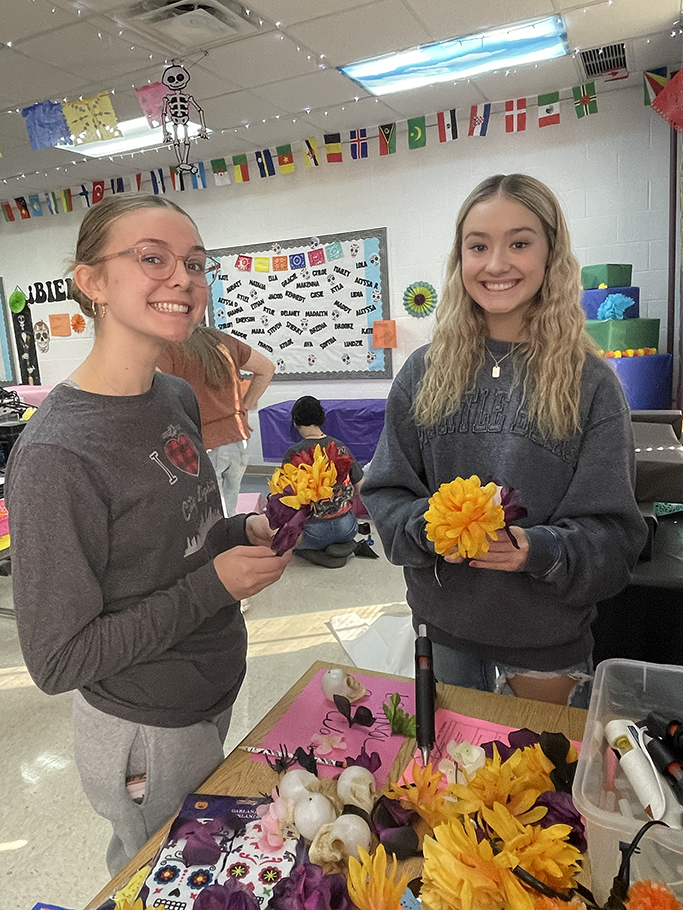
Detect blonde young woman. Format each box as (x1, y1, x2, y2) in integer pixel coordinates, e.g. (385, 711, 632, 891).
(362, 174, 646, 707)
(6, 195, 291, 874)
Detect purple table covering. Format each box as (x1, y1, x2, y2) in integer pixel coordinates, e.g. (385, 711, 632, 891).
(610, 353, 672, 410)
(258, 398, 386, 465)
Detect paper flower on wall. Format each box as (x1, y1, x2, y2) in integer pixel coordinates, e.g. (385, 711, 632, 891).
(403, 281, 437, 317)
(596, 293, 634, 320)
(71, 314, 86, 334)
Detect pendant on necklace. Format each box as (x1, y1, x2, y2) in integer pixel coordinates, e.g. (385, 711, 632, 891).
(491, 365, 501, 378)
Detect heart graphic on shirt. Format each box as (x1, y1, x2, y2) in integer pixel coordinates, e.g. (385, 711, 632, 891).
(164, 433, 200, 476)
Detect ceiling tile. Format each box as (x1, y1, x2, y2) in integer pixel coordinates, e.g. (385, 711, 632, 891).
(470, 55, 582, 102)
(630, 33, 683, 72)
(378, 82, 489, 118)
(201, 33, 320, 89)
(16, 21, 163, 83)
(0, 0, 78, 43)
(249, 0, 379, 27)
(223, 117, 319, 150)
(287, 1, 432, 66)
(200, 91, 285, 128)
(250, 70, 370, 114)
(0, 47, 84, 106)
(406, 0, 557, 42)
(303, 97, 404, 130)
(565, 0, 679, 49)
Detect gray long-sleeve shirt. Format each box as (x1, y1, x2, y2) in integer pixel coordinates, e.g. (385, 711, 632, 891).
(361, 341, 648, 670)
(6, 373, 248, 727)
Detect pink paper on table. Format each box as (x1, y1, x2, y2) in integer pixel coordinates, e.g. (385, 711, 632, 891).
(256, 669, 415, 787)
(402, 707, 580, 784)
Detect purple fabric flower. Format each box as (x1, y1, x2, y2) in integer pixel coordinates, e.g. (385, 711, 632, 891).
(371, 795, 421, 860)
(268, 863, 355, 910)
(172, 814, 245, 866)
(345, 742, 381, 773)
(499, 486, 528, 524)
(193, 879, 260, 910)
(535, 790, 587, 853)
(266, 493, 312, 556)
(481, 728, 540, 761)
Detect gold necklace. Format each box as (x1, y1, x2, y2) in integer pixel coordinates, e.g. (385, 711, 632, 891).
(485, 343, 520, 378)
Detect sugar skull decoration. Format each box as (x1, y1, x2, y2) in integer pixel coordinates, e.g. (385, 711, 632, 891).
(33, 320, 50, 354)
(161, 63, 209, 174)
(276, 358, 286, 372)
(307, 354, 317, 366)
(372, 288, 381, 303)
(341, 353, 351, 366)
(369, 254, 380, 267)
(349, 241, 360, 258)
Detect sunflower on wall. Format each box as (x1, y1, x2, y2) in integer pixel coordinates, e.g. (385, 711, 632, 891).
(403, 281, 438, 318)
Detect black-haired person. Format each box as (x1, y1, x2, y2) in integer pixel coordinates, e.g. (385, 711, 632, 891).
(6, 194, 292, 875)
(362, 174, 646, 707)
(284, 395, 364, 568)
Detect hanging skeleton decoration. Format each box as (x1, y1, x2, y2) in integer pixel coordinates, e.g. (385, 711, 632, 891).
(161, 64, 209, 174)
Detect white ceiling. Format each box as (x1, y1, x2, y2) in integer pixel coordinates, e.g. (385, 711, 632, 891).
(0, 0, 681, 194)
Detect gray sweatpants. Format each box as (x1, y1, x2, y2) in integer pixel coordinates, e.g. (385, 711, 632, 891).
(73, 691, 232, 876)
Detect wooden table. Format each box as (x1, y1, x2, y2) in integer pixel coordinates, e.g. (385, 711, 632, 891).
(85, 660, 587, 910)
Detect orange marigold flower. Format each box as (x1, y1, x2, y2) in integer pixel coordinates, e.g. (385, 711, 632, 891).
(347, 844, 410, 910)
(386, 762, 459, 830)
(424, 475, 506, 559)
(626, 880, 683, 910)
(268, 444, 337, 509)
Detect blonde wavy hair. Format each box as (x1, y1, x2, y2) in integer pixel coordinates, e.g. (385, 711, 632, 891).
(414, 174, 596, 439)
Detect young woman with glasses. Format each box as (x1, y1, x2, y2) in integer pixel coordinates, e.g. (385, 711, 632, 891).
(5, 194, 292, 875)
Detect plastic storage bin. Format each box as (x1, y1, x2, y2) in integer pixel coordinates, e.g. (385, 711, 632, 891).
(573, 659, 683, 904)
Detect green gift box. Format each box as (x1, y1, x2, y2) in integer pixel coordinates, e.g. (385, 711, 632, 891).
(581, 264, 633, 289)
(584, 317, 659, 351)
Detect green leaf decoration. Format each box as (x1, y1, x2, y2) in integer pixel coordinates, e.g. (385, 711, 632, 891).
(9, 288, 26, 314)
(382, 692, 416, 737)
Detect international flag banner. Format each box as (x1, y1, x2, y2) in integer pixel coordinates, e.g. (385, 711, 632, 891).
(378, 123, 396, 156)
(302, 137, 319, 167)
(168, 167, 185, 191)
(408, 116, 426, 149)
(538, 92, 560, 127)
(324, 133, 343, 163)
(77, 185, 91, 208)
(110, 177, 125, 194)
(190, 162, 207, 190)
(349, 128, 368, 160)
(644, 67, 669, 106)
(308, 248, 326, 266)
(28, 194, 43, 216)
(272, 255, 288, 271)
(60, 188, 73, 212)
(92, 180, 105, 204)
(505, 98, 527, 133)
(235, 255, 253, 272)
(652, 68, 683, 131)
(436, 109, 457, 142)
(2, 202, 16, 222)
(276, 144, 295, 174)
(573, 83, 598, 118)
(211, 158, 231, 186)
(255, 149, 276, 178)
(233, 154, 250, 183)
(150, 168, 166, 195)
(43, 192, 57, 214)
(254, 257, 271, 272)
(14, 197, 31, 219)
(468, 104, 491, 137)
(128, 173, 142, 193)
(325, 241, 343, 261)
(604, 67, 628, 82)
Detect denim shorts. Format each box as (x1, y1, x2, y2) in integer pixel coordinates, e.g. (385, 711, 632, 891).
(431, 640, 593, 708)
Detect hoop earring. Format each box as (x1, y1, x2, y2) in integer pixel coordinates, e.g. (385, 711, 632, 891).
(93, 301, 107, 319)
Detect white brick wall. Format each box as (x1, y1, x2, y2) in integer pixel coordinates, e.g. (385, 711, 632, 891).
(0, 83, 672, 459)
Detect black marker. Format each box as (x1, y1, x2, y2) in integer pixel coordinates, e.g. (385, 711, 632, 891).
(415, 624, 436, 766)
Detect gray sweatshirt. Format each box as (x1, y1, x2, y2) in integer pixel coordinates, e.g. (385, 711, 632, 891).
(6, 373, 248, 727)
(362, 341, 647, 670)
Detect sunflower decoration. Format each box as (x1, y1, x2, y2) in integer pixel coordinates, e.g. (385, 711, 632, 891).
(403, 281, 438, 318)
(266, 442, 352, 556)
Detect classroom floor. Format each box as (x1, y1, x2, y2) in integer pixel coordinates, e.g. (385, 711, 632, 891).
(0, 500, 409, 910)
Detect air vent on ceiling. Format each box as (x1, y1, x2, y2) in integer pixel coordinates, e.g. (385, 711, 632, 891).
(123, 0, 258, 50)
(579, 43, 627, 78)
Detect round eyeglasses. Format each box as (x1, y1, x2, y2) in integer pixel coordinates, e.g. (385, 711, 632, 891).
(90, 245, 221, 287)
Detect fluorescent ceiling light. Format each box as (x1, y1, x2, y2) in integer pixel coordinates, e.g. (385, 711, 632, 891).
(339, 16, 568, 95)
(55, 117, 210, 158)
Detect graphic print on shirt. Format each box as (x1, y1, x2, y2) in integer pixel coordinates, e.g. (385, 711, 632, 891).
(182, 477, 222, 557)
(163, 424, 200, 475)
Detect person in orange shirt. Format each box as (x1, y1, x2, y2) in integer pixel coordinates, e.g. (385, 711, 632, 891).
(158, 326, 275, 515)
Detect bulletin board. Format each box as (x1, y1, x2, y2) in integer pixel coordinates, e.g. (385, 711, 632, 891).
(0, 280, 19, 384)
(207, 228, 392, 381)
